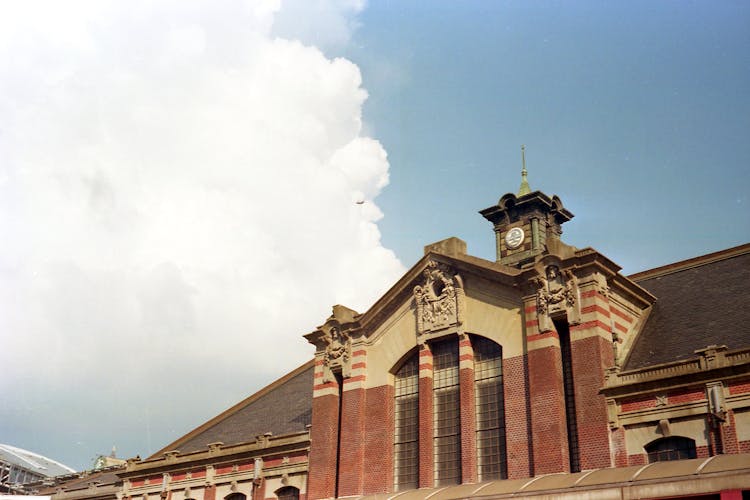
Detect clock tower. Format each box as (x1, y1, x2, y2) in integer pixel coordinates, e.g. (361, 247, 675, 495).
(479, 147, 574, 268)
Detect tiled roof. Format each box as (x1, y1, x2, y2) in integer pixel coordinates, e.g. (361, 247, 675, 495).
(151, 361, 314, 457)
(624, 244, 750, 370)
(35, 468, 123, 494)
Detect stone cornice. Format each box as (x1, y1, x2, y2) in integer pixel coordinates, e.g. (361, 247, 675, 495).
(569, 248, 656, 309)
(119, 432, 309, 478)
(602, 345, 750, 399)
(479, 190, 574, 226)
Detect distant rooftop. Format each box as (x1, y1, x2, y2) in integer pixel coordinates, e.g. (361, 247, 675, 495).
(0, 443, 76, 478)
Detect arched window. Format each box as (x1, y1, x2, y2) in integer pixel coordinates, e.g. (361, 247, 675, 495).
(473, 336, 507, 480)
(645, 436, 697, 462)
(394, 353, 419, 491)
(393, 336, 507, 490)
(275, 486, 299, 500)
(433, 340, 461, 486)
(224, 493, 246, 500)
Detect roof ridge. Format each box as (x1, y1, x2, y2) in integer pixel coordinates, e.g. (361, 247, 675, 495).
(629, 243, 750, 282)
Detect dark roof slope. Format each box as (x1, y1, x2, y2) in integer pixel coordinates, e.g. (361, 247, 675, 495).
(624, 244, 750, 370)
(151, 361, 314, 457)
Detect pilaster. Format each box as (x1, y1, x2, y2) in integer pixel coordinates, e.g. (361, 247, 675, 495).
(570, 275, 617, 470)
(458, 334, 477, 484)
(307, 358, 340, 500)
(337, 348, 367, 496)
(418, 344, 434, 488)
(527, 324, 569, 474)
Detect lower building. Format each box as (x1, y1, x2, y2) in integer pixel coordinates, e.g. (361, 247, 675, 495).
(0, 443, 75, 494)
(35, 181, 750, 499)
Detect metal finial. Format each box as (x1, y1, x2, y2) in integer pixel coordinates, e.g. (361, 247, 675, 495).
(518, 144, 531, 196)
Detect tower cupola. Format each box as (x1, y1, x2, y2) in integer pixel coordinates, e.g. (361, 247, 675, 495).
(479, 149, 574, 267)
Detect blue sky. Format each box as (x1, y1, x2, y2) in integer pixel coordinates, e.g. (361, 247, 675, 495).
(0, 0, 748, 472)
(349, 0, 750, 271)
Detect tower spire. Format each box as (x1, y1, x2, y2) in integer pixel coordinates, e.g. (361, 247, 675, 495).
(518, 144, 531, 196)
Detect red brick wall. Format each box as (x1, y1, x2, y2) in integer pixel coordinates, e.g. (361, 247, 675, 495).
(621, 395, 656, 412)
(363, 385, 395, 494)
(611, 427, 628, 467)
(729, 381, 750, 395)
(527, 344, 569, 474)
(668, 387, 705, 404)
(204, 485, 216, 500)
(570, 334, 614, 470)
(721, 410, 740, 454)
(459, 366, 477, 484)
(255, 479, 266, 500)
(337, 387, 365, 496)
(628, 453, 646, 466)
(418, 354, 434, 488)
(503, 354, 531, 478)
(307, 393, 340, 500)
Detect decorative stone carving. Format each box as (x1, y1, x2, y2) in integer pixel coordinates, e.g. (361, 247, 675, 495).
(321, 322, 352, 382)
(612, 330, 622, 368)
(534, 265, 580, 331)
(658, 419, 671, 436)
(305, 305, 359, 384)
(413, 260, 465, 339)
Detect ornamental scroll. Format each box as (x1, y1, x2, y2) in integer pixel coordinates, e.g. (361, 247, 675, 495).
(534, 264, 580, 332)
(413, 260, 465, 339)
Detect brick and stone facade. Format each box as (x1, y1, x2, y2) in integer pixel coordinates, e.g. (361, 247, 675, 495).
(36, 186, 750, 500)
(300, 188, 750, 498)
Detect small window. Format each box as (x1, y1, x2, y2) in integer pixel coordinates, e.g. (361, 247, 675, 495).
(645, 436, 697, 462)
(275, 486, 299, 500)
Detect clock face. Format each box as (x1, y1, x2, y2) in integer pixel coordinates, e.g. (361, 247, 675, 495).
(505, 227, 525, 249)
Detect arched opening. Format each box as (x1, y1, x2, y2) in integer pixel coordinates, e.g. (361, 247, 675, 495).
(392, 335, 508, 491)
(224, 494, 246, 500)
(645, 436, 697, 462)
(275, 486, 299, 500)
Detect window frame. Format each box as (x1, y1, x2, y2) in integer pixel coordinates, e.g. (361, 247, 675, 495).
(645, 436, 697, 462)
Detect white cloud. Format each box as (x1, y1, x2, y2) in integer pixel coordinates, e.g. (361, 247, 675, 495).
(0, 0, 404, 468)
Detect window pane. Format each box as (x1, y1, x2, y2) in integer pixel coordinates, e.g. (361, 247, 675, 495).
(433, 341, 461, 486)
(645, 437, 697, 463)
(276, 487, 299, 500)
(474, 336, 507, 481)
(394, 355, 419, 491)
